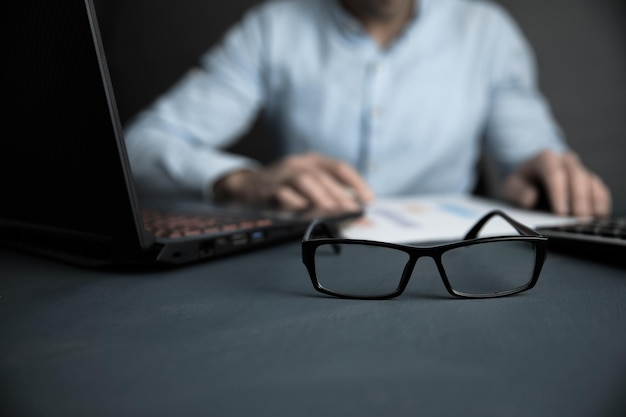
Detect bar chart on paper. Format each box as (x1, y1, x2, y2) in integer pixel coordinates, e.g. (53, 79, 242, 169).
(341, 194, 578, 243)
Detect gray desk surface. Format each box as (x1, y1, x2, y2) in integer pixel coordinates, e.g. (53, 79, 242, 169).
(1, 239, 625, 417)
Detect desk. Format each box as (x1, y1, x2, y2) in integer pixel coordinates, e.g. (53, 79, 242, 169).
(1, 240, 625, 417)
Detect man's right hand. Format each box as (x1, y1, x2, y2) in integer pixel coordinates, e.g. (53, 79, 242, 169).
(213, 152, 375, 212)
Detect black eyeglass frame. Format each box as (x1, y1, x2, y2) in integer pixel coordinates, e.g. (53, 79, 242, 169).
(302, 210, 548, 300)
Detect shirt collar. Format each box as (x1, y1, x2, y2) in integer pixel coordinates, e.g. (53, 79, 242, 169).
(327, 0, 434, 44)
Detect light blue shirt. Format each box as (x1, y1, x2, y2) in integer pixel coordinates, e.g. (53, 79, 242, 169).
(124, 0, 567, 200)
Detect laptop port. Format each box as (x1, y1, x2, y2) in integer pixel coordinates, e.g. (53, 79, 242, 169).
(199, 241, 214, 257)
(249, 231, 265, 243)
(231, 233, 249, 246)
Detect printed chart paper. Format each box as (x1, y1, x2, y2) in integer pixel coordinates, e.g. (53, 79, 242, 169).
(341, 194, 579, 243)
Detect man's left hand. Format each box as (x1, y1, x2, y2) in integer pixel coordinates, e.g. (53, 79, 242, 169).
(503, 150, 612, 217)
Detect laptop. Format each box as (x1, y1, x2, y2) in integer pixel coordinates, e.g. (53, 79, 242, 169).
(0, 0, 361, 267)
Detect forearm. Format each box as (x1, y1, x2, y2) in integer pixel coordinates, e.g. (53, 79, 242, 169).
(124, 122, 260, 200)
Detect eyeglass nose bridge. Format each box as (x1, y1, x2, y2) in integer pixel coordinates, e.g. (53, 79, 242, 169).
(397, 249, 443, 294)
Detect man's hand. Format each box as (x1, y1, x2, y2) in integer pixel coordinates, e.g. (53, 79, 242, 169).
(503, 150, 611, 217)
(213, 152, 375, 211)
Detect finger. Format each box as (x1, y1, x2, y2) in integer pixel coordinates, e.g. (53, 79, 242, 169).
(535, 152, 569, 215)
(290, 172, 343, 210)
(316, 157, 375, 203)
(563, 155, 593, 218)
(269, 154, 367, 210)
(274, 185, 310, 211)
(590, 174, 612, 217)
(503, 174, 538, 209)
(313, 171, 362, 211)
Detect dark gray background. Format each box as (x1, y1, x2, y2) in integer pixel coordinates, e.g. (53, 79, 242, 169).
(94, 0, 626, 200)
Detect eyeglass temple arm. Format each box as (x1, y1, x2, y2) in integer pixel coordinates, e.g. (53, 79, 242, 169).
(463, 210, 541, 240)
(304, 219, 340, 239)
(303, 219, 342, 254)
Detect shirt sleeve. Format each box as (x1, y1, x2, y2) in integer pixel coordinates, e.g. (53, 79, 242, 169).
(482, 5, 569, 176)
(123, 7, 268, 200)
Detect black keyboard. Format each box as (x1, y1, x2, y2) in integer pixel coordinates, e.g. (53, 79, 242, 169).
(537, 216, 626, 252)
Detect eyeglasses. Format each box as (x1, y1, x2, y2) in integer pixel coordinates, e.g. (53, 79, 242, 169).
(302, 210, 548, 300)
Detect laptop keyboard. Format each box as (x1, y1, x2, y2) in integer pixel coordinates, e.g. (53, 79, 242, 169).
(141, 209, 275, 238)
(537, 216, 626, 247)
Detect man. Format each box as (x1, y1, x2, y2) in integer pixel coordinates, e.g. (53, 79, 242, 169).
(124, 0, 611, 217)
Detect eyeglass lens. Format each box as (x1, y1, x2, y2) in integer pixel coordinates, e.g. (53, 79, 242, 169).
(440, 240, 537, 295)
(314, 244, 410, 297)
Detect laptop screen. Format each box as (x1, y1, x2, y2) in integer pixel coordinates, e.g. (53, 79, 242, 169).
(3, 1, 143, 249)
